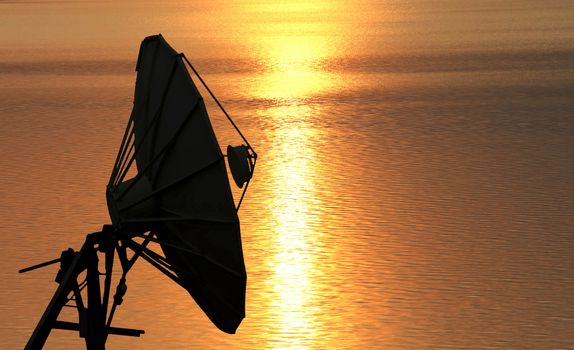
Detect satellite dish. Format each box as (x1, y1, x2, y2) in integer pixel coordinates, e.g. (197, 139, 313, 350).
(19, 34, 257, 349)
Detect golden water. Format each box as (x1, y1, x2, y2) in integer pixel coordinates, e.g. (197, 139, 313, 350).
(1, 1, 573, 349)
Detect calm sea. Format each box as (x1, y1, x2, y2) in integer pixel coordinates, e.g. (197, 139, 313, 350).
(1, 0, 573, 349)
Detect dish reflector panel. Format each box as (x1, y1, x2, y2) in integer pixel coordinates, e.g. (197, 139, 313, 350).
(106, 34, 246, 334)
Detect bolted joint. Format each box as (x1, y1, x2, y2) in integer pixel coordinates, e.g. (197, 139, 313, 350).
(113, 278, 128, 305)
(55, 248, 76, 284)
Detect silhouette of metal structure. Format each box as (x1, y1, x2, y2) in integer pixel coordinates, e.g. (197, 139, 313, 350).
(20, 34, 257, 350)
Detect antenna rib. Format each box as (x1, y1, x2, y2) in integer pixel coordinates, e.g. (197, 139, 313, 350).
(115, 55, 181, 187)
(115, 101, 200, 201)
(118, 156, 222, 213)
(181, 54, 256, 155)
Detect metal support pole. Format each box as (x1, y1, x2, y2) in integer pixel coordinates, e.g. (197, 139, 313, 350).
(85, 245, 105, 350)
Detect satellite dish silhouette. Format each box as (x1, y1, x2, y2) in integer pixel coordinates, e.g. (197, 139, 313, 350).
(19, 34, 257, 349)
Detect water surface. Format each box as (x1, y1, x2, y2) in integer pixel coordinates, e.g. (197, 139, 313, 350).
(1, 1, 573, 349)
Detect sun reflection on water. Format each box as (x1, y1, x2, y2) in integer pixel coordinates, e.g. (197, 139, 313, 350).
(243, 1, 346, 347)
(254, 37, 337, 100)
(245, 0, 343, 101)
(266, 107, 323, 348)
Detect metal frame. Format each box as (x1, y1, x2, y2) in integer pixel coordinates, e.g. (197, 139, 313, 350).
(19, 225, 199, 350)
